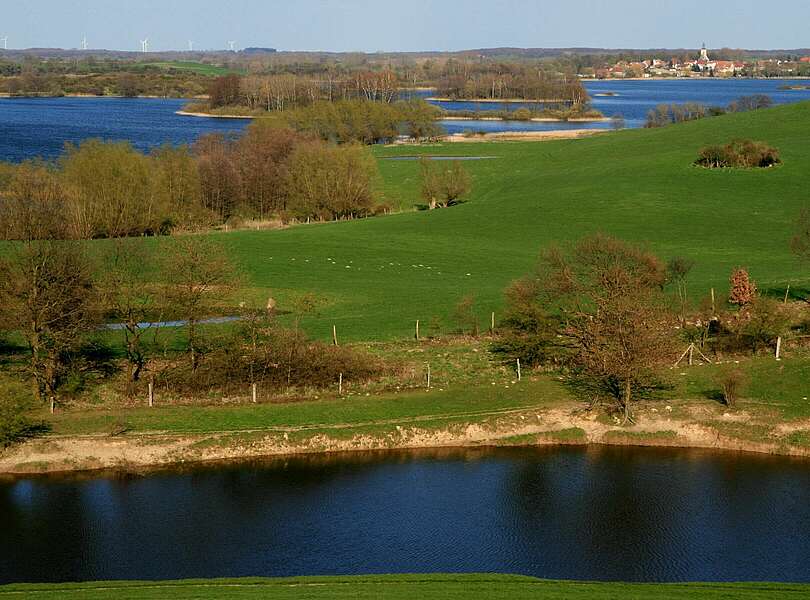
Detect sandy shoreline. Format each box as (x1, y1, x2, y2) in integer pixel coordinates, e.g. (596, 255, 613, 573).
(442, 129, 607, 142)
(2, 401, 808, 476)
(442, 116, 612, 123)
(429, 96, 574, 103)
(175, 109, 257, 119)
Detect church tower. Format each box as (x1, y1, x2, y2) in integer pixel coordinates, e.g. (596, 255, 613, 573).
(700, 43, 710, 62)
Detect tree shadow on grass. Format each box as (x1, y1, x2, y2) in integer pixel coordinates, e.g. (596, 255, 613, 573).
(701, 388, 728, 406)
(1, 418, 52, 450)
(765, 284, 810, 303)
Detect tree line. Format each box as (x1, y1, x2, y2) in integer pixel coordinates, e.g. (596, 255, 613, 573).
(645, 95, 773, 128)
(208, 70, 401, 111)
(435, 61, 588, 105)
(0, 124, 382, 239)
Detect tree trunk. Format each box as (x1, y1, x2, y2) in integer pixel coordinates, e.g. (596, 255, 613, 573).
(622, 379, 633, 425)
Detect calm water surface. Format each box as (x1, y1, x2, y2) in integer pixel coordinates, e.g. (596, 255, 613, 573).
(2, 446, 810, 584)
(0, 97, 248, 162)
(423, 79, 810, 132)
(2, 80, 810, 161)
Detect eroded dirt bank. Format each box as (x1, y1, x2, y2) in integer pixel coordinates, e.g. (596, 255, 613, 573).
(3, 403, 808, 475)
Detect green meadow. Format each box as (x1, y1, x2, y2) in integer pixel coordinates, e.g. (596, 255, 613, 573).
(142, 61, 238, 76)
(2, 575, 807, 599)
(217, 102, 810, 343)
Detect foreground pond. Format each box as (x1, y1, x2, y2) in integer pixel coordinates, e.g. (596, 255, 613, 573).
(2, 446, 810, 584)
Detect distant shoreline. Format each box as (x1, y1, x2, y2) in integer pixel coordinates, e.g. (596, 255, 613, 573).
(175, 110, 611, 124)
(175, 109, 256, 119)
(429, 96, 575, 104)
(442, 115, 612, 123)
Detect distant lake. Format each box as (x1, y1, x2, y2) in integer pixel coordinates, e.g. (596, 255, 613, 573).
(418, 79, 810, 133)
(0, 97, 248, 162)
(2, 80, 810, 161)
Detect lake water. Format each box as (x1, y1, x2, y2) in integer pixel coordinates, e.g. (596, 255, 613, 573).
(3, 446, 810, 584)
(2, 80, 810, 161)
(0, 97, 248, 163)
(423, 79, 810, 133)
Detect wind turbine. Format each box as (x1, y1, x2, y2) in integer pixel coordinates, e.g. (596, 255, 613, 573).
(140, 38, 149, 53)
(81, 35, 88, 51)
(188, 40, 194, 52)
(1, 36, 8, 51)
(228, 40, 236, 52)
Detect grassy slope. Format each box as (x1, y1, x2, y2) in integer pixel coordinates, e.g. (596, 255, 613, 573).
(2, 575, 807, 599)
(218, 103, 810, 342)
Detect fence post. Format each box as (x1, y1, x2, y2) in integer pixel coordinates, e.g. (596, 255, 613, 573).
(50, 397, 55, 414)
(784, 285, 791, 304)
(252, 382, 257, 404)
(490, 311, 495, 334)
(339, 372, 343, 395)
(711, 288, 716, 315)
(776, 336, 782, 360)
(332, 324, 338, 346)
(426, 364, 431, 390)
(516, 358, 521, 382)
(415, 320, 420, 341)
(148, 380, 154, 408)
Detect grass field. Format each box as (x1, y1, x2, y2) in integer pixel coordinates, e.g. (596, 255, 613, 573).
(2, 575, 808, 599)
(142, 61, 238, 76)
(202, 102, 810, 342)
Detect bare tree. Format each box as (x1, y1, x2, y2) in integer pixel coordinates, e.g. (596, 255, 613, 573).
(161, 237, 238, 371)
(99, 239, 162, 394)
(667, 256, 696, 324)
(506, 234, 674, 424)
(0, 240, 96, 404)
(0, 164, 97, 405)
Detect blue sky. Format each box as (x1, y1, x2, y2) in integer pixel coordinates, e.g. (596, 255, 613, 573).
(2, 1, 809, 52)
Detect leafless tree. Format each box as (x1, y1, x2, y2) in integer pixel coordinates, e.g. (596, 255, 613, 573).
(161, 237, 238, 371)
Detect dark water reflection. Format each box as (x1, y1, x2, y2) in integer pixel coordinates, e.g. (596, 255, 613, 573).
(2, 446, 810, 584)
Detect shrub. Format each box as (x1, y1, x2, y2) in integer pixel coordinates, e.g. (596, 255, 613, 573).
(728, 95, 773, 113)
(511, 108, 532, 121)
(695, 140, 781, 169)
(727, 296, 790, 353)
(715, 366, 748, 407)
(453, 295, 479, 336)
(158, 319, 387, 395)
(420, 158, 472, 209)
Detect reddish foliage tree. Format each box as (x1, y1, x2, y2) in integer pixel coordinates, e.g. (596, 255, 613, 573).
(729, 268, 757, 306)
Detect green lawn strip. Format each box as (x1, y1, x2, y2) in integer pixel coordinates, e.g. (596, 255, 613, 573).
(673, 354, 810, 418)
(141, 61, 238, 76)
(47, 378, 569, 436)
(1, 575, 807, 599)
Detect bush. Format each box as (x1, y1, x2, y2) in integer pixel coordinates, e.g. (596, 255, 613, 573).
(728, 95, 773, 113)
(420, 158, 472, 209)
(158, 319, 388, 396)
(715, 366, 748, 407)
(511, 108, 533, 121)
(695, 140, 780, 169)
